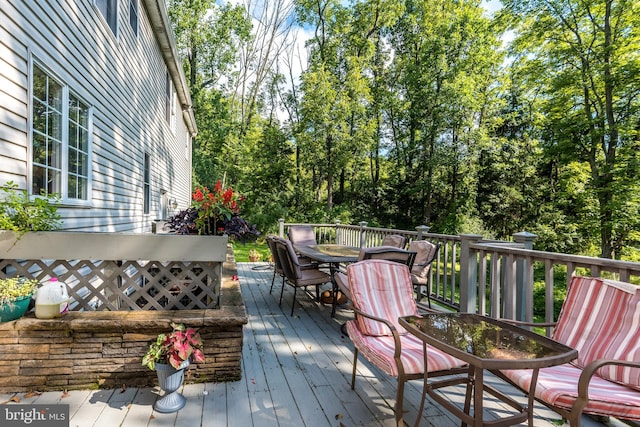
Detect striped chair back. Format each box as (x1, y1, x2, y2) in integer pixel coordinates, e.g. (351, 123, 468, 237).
(552, 276, 640, 390)
(347, 259, 418, 337)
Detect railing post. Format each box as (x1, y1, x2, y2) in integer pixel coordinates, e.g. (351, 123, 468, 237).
(278, 218, 285, 237)
(459, 234, 483, 313)
(513, 231, 537, 321)
(359, 221, 368, 248)
(416, 225, 430, 240)
(335, 220, 342, 245)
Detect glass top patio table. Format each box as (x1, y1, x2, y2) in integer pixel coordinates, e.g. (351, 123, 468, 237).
(294, 244, 360, 263)
(399, 313, 578, 427)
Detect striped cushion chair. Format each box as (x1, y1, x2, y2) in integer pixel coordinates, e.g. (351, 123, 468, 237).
(344, 259, 467, 427)
(500, 276, 640, 426)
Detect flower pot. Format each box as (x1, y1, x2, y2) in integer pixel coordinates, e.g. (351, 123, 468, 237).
(0, 295, 32, 322)
(154, 360, 189, 413)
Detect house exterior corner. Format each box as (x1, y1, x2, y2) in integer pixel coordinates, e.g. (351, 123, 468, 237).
(0, 0, 196, 232)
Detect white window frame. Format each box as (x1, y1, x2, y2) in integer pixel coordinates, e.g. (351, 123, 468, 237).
(165, 72, 172, 125)
(95, 0, 119, 37)
(129, 0, 138, 36)
(29, 59, 93, 206)
(143, 153, 151, 215)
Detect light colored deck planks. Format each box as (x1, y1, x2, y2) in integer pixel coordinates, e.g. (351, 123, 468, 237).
(243, 264, 342, 426)
(69, 389, 116, 426)
(119, 388, 157, 427)
(201, 382, 228, 427)
(92, 387, 140, 427)
(250, 264, 385, 426)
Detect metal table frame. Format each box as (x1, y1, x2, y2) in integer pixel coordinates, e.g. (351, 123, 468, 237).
(294, 244, 360, 316)
(399, 313, 578, 427)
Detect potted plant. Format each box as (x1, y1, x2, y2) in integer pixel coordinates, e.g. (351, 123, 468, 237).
(142, 323, 205, 413)
(0, 277, 39, 322)
(165, 180, 260, 242)
(248, 249, 262, 262)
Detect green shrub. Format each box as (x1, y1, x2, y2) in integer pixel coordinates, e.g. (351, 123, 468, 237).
(0, 181, 61, 234)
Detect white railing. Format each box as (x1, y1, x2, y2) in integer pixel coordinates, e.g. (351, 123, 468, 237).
(278, 220, 640, 328)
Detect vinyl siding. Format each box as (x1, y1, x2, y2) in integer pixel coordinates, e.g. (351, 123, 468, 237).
(0, 0, 194, 232)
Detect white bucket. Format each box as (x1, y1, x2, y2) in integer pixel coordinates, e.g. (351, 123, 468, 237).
(35, 278, 69, 319)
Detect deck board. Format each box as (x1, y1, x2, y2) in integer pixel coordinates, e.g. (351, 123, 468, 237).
(1, 262, 628, 427)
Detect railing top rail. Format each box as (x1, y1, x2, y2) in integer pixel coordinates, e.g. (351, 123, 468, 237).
(473, 241, 640, 273)
(422, 232, 462, 242)
(0, 231, 228, 262)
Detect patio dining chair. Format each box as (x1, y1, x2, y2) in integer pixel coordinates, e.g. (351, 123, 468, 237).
(344, 259, 467, 427)
(380, 234, 407, 248)
(274, 237, 332, 316)
(266, 234, 285, 294)
(287, 225, 317, 246)
(359, 246, 416, 269)
(407, 240, 440, 307)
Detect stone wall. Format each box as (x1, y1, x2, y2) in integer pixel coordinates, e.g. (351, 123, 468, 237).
(0, 248, 246, 393)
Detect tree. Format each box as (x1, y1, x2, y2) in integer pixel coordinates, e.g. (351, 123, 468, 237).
(501, 0, 640, 258)
(387, 0, 502, 231)
(167, 0, 251, 185)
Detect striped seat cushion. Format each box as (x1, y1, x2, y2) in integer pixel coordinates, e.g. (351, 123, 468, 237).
(552, 276, 640, 390)
(501, 364, 640, 421)
(345, 320, 466, 377)
(347, 260, 419, 337)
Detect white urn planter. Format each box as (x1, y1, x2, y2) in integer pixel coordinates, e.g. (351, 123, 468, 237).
(154, 360, 190, 413)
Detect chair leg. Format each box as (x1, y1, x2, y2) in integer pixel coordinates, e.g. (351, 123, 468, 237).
(351, 347, 359, 390)
(269, 271, 276, 294)
(279, 277, 286, 306)
(290, 286, 297, 316)
(395, 378, 406, 427)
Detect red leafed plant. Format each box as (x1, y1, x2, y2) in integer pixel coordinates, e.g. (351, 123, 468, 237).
(142, 323, 205, 370)
(166, 179, 259, 242)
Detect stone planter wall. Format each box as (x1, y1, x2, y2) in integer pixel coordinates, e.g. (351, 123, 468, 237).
(0, 247, 246, 393)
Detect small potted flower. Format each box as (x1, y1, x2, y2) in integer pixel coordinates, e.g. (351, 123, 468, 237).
(0, 277, 39, 322)
(248, 249, 262, 262)
(142, 323, 205, 413)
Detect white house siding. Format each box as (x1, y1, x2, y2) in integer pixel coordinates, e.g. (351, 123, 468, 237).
(0, 0, 196, 232)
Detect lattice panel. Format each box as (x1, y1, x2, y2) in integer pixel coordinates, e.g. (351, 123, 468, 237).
(0, 259, 221, 311)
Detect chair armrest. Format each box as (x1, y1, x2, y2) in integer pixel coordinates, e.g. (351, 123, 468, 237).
(578, 359, 640, 398)
(416, 302, 441, 314)
(351, 307, 403, 358)
(298, 261, 319, 269)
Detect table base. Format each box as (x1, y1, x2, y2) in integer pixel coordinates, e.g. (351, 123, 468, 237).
(416, 363, 534, 427)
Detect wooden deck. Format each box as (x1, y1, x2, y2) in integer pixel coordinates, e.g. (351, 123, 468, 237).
(0, 262, 629, 427)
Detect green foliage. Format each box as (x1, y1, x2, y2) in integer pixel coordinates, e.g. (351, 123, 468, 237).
(168, 0, 640, 261)
(142, 323, 205, 370)
(0, 278, 39, 304)
(0, 181, 61, 234)
(231, 240, 270, 262)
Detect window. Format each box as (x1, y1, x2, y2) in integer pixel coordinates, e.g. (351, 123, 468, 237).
(96, 0, 118, 35)
(31, 63, 91, 202)
(67, 95, 90, 199)
(129, 0, 138, 35)
(143, 153, 150, 214)
(165, 72, 172, 124)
